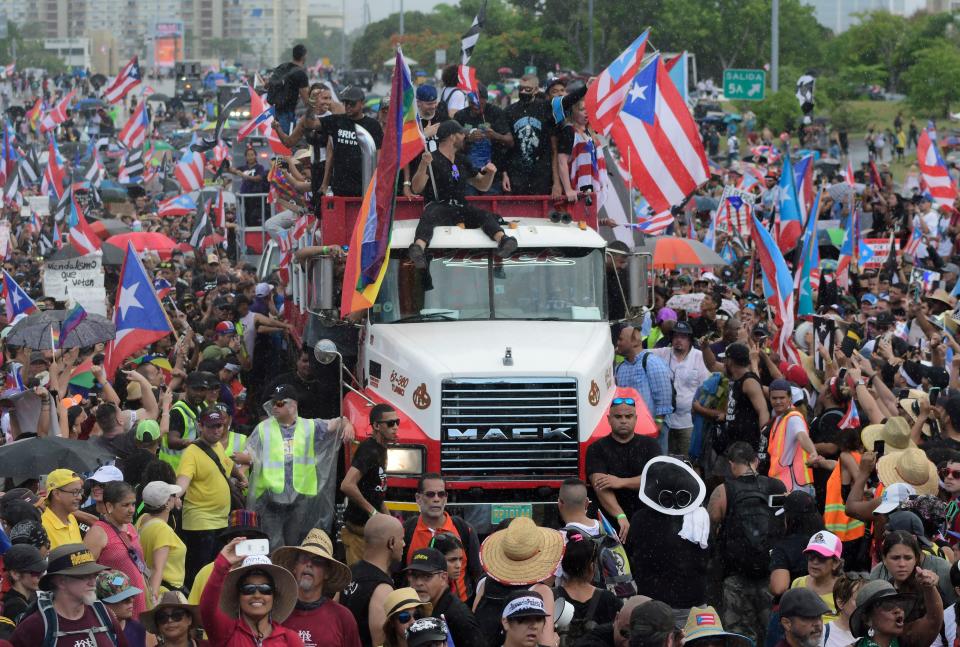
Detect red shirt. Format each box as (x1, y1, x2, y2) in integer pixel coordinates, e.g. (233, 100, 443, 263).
(11, 605, 129, 647)
(282, 601, 361, 647)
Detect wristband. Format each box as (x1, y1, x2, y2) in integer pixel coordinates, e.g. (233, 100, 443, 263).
(616, 513, 627, 520)
(369, 509, 378, 518)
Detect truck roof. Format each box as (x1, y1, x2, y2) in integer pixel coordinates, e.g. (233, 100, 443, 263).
(388, 218, 607, 249)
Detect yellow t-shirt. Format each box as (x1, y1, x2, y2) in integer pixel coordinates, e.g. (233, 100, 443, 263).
(791, 575, 839, 624)
(136, 516, 187, 590)
(176, 443, 234, 531)
(41, 507, 82, 549)
(187, 561, 215, 605)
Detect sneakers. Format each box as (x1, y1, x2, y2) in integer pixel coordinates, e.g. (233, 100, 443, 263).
(408, 243, 427, 269)
(495, 236, 518, 258)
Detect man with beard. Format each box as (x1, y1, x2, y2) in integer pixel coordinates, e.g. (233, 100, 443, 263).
(274, 529, 360, 647)
(776, 588, 829, 647)
(10, 544, 127, 647)
(408, 120, 518, 269)
(319, 86, 383, 197)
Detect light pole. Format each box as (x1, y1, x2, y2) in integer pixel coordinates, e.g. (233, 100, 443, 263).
(771, 0, 779, 91)
(399, 0, 405, 36)
(587, 0, 594, 74)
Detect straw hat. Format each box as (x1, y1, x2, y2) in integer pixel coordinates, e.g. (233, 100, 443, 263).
(219, 555, 298, 622)
(271, 528, 351, 596)
(799, 352, 824, 392)
(925, 289, 956, 310)
(139, 591, 202, 634)
(681, 606, 751, 647)
(899, 391, 932, 437)
(480, 517, 564, 586)
(383, 587, 431, 620)
(876, 447, 938, 496)
(860, 417, 915, 454)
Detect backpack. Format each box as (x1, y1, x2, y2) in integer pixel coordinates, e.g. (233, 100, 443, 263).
(266, 62, 297, 109)
(473, 579, 526, 644)
(436, 87, 466, 122)
(27, 590, 119, 647)
(562, 524, 636, 599)
(553, 588, 602, 647)
(720, 474, 778, 578)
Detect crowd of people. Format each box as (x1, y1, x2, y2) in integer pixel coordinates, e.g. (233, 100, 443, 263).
(1, 34, 960, 647)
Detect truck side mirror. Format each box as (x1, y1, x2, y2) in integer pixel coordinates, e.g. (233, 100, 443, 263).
(628, 253, 651, 309)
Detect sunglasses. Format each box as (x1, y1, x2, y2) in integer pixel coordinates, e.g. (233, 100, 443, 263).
(239, 583, 274, 596)
(940, 468, 960, 480)
(396, 611, 423, 624)
(611, 397, 636, 407)
(377, 418, 401, 427)
(272, 399, 290, 408)
(156, 609, 189, 624)
(420, 490, 447, 499)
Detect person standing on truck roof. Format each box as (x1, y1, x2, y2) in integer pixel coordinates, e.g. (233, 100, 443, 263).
(408, 120, 519, 270)
(340, 404, 397, 566)
(585, 398, 661, 542)
(269, 44, 310, 136)
(318, 86, 383, 198)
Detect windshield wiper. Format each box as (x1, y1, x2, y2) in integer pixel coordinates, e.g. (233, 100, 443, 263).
(393, 311, 458, 323)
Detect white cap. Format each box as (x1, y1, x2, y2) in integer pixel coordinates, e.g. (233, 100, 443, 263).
(700, 271, 720, 283)
(141, 481, 183, 508)
(88, 465, 124, 485)
(804, 530, 842, 559)
(241, 555, 274, 567)
(874, 482, 916, 515)
(255, 282, 272, 297)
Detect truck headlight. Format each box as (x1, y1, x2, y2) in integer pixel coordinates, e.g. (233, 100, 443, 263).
(386, 446, 424, 476)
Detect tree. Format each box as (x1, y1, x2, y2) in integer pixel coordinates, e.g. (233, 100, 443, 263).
(740, 87, 800, 134)
(0, 22, 67, 72)
(904, 39, 960, 118)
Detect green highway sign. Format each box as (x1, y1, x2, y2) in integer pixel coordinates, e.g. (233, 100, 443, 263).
(723, 69, 766, 101)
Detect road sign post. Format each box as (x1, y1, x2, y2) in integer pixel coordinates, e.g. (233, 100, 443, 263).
(723, 69, 766, 101)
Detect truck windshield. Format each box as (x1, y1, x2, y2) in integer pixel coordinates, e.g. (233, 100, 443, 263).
(371, 247, 605, 322)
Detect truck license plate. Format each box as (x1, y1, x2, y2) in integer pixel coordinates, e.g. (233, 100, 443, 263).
(490, 503, 533, 525)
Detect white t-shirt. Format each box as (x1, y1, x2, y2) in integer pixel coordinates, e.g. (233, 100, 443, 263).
(931, 602, 956, 647)
(822, 620, 853, 647)
(650, 347, 711, 429)
(776, 415, 808, 468)
(441, 86, 467, 115)
(915, 210, 940, 259)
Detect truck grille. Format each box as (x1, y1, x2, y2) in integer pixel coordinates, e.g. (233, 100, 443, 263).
(440, 378, 579, 481)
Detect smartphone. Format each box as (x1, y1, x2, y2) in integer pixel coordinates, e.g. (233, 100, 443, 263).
(236, 539, 270, 557)
(838, 368, 847, 384)
(768, 494, 786, 508)
(92, 352, 104, 366)
(874, 440, 885, 457)
(931, 387, 941, 407)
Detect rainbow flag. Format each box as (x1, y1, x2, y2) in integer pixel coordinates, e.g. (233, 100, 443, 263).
(399, 62, 424, 167)
(59, 303, 88, 349)
(27, 98, 44, 132)
(341, 48, 415, 317)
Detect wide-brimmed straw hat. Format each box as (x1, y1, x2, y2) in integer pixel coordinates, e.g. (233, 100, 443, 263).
(271, 528, 351, 596)
(877, 447, 938, 496)
(480, 517, 564, 586)
(860, 416, 915, 454)
(139, 591, 202, 634)
(849, 580, 917, 637)
(219, 555, 298, 622)
(383, 586, 431, 620)
(899, 392, 933, 437)
(682, 606, 752, 647)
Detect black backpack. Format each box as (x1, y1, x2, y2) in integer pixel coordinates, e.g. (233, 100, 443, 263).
(720, 474, 778, 578)
(266, 62, 297, 108)
(474, 579, 526, 644)
(553, 588, 603, 647)
(436, 87, 466, 122)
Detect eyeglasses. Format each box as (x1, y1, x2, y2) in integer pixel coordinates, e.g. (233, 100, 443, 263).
(420, 490, 447, 499)
(59, 488, 84, 497)
(156, 610, 189, 624)
(611, 397, 636, 407)
(239, 583, 274, 596)
(941, 468, 960, 480)
(377, 418, 401, 427)
(396, 611, 423, 624)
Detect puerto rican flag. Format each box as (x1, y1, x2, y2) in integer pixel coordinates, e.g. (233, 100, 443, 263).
(793, 154, 815, 224)
(212, 188, 226, 228)
(585, 29, 649, 136)
(153, 278, 173, 299)
(903, 221, 924, 258)
(845, 160, 856, 187)
(39, 89, 76, 133)
(631, 199, 674, 235)
(118, 100, 149, 150)
(174, 151, 205, 192)
(457, 65, 478, 95)
(67, 194, 101, 255)
(42, 137, 66, 200)
(838, 398, 861, 430)
(610, 55, 709, 216)
(917, 129, 957, 208)
(3, 270, 37, 321)
(751, 213, 800, 365)
(238, 86, 292, 156)
(103, 56, 142, 104)
(157, 193, 197, 217)
(568, 132, 609, 210)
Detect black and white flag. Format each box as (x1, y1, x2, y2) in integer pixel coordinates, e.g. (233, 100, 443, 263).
(460, 1, 487, 65)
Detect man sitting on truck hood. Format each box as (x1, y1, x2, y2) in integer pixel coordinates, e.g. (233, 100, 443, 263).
(408, 120, 518, 270)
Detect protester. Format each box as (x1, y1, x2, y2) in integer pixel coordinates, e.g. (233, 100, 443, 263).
(40, 469, 85, 550)
(95, 570, 147, 647)
(403, 548, 482, 647)
(135, 481, 186, 605)
(139, 591, 203, 647)
(0, 544, 46, 622)
(380, 587, 429, 647)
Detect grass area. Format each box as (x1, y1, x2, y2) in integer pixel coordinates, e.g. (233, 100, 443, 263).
(840, 99, 920, 131)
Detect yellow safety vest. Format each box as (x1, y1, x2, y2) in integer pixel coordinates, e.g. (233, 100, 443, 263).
(254, 417, 318, 497)
(224, 431, 247, 457)
(160, 400, 202, 471)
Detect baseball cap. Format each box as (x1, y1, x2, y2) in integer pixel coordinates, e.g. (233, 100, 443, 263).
(206, 252, 220, 265)
(861, 293, 878, 306)
(874, 482, 917, 515)
(406, 617, 449, 647)
(3, 544, 47, 573)
(199, 406, 227, 427)
(340, 85, 365, 102)
(403, 548, 448, 574)
(416, 85, 438, 102)
(141, 481, 183, 508)
(876, 311, 894, 326)
(215, 321, 237, 335)
(804, 530, 842, 559)
(502, 592, 549, 619)
(783, 364, 810, 389)
(88, 465, 124, 485)
(436, 120, 468, 141)
(656, 307, 678, 323)
(630, 601, 676, 640)
(885, 510, 926, 538)
(779, 587, 830, 618)
(45, 469, 81, 494)
(0, 488, 40, 509)
(96, 570, 143, 604)
(186, 371, 218, 389)
(136, 419, 161, 442)
(673, 321, 693, 336)
(269, 383, 299, 402)
(255, 282, 272, 297)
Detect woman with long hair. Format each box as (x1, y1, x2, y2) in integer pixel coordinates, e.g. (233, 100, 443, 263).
(553, 530, 621, 642)
(429, 533, 469, 603)
(141, 591, 207, 647)
(381, 587, 429, 647)
(84, 481, 149, 617)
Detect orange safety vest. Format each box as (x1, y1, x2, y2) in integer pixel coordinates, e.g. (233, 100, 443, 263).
(823, 451, 866, 541)
(767, 410, 813, 491)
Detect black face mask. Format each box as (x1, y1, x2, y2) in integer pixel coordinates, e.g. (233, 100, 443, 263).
(518, 91, 534, 103)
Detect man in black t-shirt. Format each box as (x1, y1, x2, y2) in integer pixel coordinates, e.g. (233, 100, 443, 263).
(453, 85, 513, 196)
(408, 120, 518, 269)
(320, 86, 384, 197)
(272, 44, 310, 135)
(585, 399, 661, 542)
(502, 74, 556, 196)
(340, 403, 396, 566)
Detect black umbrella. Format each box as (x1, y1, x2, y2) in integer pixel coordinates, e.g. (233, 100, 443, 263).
(0, 436, 115, 478)
(147, 93, 171, 103)
(48, 242, 125, 265)
(6, 309, 116, 350)
(89, 217, 132, 236)
(90, 73, 108, 89)
(6, 106, 25, 119)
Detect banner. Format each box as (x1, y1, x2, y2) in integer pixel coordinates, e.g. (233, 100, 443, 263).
(25, 195, 50, 216)
(43, 253, 107, 315)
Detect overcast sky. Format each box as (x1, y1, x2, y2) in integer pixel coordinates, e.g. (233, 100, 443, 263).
(344, 0, 450, 32)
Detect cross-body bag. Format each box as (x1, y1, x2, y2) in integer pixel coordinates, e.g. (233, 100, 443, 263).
(196, 440, 245, 511)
